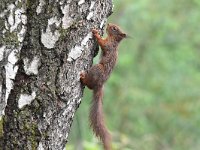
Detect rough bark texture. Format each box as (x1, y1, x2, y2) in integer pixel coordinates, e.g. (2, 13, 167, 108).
(0, 0, 112, 149)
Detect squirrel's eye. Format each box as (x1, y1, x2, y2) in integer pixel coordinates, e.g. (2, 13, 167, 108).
(112, 27, 117, 31)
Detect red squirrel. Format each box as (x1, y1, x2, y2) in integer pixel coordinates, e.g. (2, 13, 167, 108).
(80, 23, 126, 150)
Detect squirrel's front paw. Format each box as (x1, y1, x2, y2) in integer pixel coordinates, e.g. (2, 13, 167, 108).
(92, 29, 98, 35)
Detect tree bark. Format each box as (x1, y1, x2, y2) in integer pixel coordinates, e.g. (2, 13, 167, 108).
(0, 0, 112, 149)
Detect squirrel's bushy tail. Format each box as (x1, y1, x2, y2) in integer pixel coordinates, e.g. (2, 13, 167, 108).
(89, 86, 111, 150)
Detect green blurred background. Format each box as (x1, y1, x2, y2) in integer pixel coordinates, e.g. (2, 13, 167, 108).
(67, 0, 200, 149)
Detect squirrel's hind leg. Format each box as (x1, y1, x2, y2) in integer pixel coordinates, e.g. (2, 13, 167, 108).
(80, 71, 87, 85)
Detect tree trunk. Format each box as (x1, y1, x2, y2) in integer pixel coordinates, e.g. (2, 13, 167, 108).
(0, 0, 112, 149)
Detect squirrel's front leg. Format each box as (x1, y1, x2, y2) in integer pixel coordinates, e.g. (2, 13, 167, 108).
(92, 29, 106, 50)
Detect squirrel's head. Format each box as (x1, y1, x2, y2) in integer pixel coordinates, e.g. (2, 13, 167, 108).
(106, 23, 127, 41)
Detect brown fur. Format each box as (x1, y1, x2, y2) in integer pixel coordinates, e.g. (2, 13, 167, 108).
(80, 23, 126, 150)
